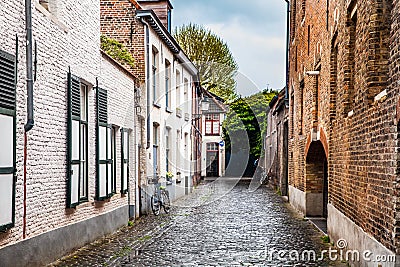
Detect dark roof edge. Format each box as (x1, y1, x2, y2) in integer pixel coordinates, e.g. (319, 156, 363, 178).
(136, 9, 198, 76)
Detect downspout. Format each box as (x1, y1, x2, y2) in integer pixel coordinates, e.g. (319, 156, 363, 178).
(25, 0, 34, 132)
(143, 20, 151, 149)
(23, 0, 34, 240)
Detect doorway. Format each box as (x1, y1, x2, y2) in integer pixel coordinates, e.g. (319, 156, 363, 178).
(305, 141, 328, 218)
(206, 142, 219, 177)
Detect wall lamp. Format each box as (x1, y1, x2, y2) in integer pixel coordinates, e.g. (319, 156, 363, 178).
(306, 71, 320, 76)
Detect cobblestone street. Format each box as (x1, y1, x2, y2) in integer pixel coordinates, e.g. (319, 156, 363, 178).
(50, 179, 346, 266)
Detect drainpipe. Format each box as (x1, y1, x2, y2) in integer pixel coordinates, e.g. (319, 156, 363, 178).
(23, 0, 34, 240)
(25, 0, 34, 132)
(284, 0, 290, 100)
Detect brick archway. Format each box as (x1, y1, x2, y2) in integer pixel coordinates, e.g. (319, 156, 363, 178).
(304, 127, 329, 158)
(305, 140, 328, 218)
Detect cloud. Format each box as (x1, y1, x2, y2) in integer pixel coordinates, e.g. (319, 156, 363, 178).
(171, 0, 287, 95)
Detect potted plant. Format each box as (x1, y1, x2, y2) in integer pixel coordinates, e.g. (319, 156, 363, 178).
(166, 171, 174, 185)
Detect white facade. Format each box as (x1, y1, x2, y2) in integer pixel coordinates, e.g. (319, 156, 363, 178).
(0, 0, 138, 265)
(138, 12, 197, 202)
(200, 97, 227, 178)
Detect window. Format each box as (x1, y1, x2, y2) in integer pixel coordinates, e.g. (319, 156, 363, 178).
(176, 130, 181, 173)
(67, 73, 89, 207)
(167, 8, 172, 32)
(153, 125, 159, 146)
(330, 41, 338, 120)
(79, 84, 88, 200)
(96, 88, 113, 200)
(299, 80, 304, 135)
(166, 128, 170, 172)
(153, 124, 159, 177)
(184, 132, 189, 170)
(111, 126, 117, 194)
(165, 60, 171, 109)
(347, 6, 357, 112)
(0, 49, 17, 231)
(206, 143, 218, 152)
(205, 114, 220, 136)
(301, 0, 306, 21)
(152, 48, 159, 105)
(184, 78, 189, 114)
(176, 70, 181, 110)
(121, 128, 129, 194)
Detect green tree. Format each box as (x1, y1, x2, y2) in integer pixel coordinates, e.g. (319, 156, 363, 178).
(174, 23, 238, 102)
(223, 90, 277, 176)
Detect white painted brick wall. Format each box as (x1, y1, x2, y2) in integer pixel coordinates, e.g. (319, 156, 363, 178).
(0, 0, 137, 248)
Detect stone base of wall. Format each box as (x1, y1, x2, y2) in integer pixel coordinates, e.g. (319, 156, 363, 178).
(327, 204, 398, 267)
(306, 193, 323, 217)
(0, 205, 128, 267)
(289, 185, 306, 214)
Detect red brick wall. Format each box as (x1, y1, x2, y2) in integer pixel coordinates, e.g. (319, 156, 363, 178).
(391, 0, 400, 254)
(289, 0, 398, 252)
(100, 0, 145, 83)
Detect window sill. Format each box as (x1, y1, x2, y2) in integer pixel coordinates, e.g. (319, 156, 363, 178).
(35, 2, 69, 33)
(153, 102, 161, 109)
(165, 107, 173, 113)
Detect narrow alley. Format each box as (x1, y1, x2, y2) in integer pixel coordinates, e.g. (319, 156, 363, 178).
(50, 179, 344, 266)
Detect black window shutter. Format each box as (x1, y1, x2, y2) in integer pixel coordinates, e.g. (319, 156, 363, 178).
(0, 48, 17, 231)
(96, 87, 112, 200)
(67, 72, 81, 208)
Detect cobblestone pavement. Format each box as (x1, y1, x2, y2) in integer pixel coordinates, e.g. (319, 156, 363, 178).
(50, 179, 347, 267)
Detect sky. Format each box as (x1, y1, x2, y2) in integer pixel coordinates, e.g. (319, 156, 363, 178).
(171, 0, 288, 97)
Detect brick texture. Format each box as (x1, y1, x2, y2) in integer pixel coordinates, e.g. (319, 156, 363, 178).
(289, 0, 398, 253)
(0, 0, 138, 249)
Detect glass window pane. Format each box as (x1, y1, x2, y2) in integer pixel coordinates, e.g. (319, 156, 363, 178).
(0, 174, 13, 225)
(71, 164, 79, 204)
(99, 164, 107, 198)
(0, 114, 13, 168)
(71, 120, 80, 161)
(80, 162, 86, 198)
(99, 126, 107, 161)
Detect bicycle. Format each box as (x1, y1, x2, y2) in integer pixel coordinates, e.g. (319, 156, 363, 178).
(150, 176, 171, 216)
(254, 166, 267, 185)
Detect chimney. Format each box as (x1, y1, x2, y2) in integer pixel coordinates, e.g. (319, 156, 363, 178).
(138, 0, 173, 32)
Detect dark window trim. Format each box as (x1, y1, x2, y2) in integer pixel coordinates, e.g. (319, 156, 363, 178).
(205, 113, 221, 136)
(96, 87, 113, 201)
(0, 45, 17, 232)
(121, 128, 129, 194)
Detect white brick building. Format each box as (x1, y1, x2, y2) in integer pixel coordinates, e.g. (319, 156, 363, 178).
(200, 90, 228, 178)
(0, 0, 139, 265)
(136, 7, 198, 203)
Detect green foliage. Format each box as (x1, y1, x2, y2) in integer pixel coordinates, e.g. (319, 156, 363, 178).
(174, 24, 238, 102)
(101, 35, 135, 69)
(223, 90, 277, 158)
(321, 235, 330, 243)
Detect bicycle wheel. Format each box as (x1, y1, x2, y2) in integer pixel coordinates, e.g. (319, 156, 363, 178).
(161, 190, 171, 214)
(151, 194, 161, 216)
